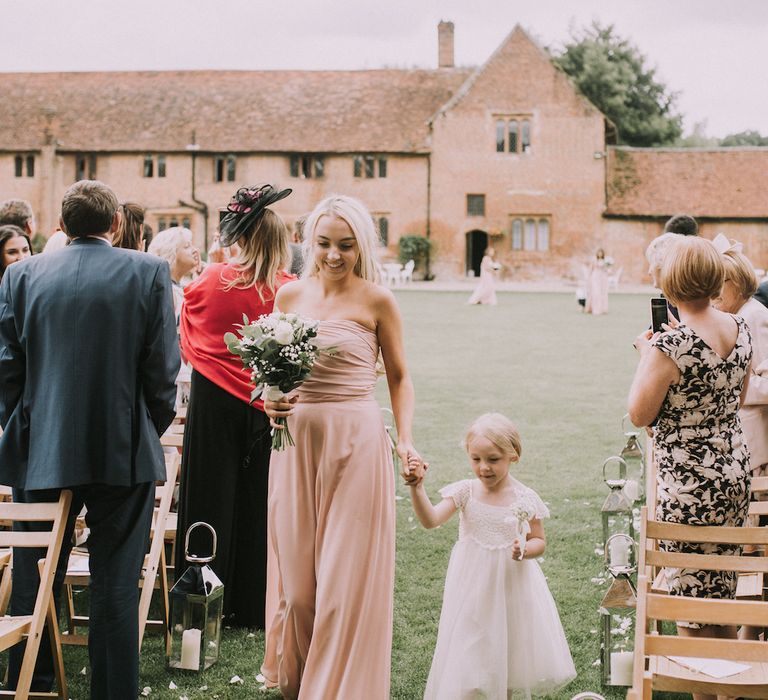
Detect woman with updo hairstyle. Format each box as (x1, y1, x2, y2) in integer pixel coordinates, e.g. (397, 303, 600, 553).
(175, 185, 292, 629)
(0, 225, 32, 281)
(112, 202, 145, 251)
(629, 236, 753, 669)
(147, 226, 198, 318)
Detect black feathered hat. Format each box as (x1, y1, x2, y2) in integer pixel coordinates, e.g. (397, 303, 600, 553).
(219, 184, 292, 246)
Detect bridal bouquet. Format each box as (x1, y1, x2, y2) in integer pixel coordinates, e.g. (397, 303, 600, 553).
(224, 312, 320, 450)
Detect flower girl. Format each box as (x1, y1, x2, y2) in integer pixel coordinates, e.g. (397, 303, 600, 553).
(408, 413, 576, 699)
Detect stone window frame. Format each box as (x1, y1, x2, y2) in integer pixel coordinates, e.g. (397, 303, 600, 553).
(75, 153, 97, 182)
(213, 154, 237, 182)
(289, 154, 325, 179)
(14, 154, 35, 178)
(466, 194, 486, 217)
(495, 114, 533, 154)
(142, 154, 167, 178)
(373, 214, 390, 246)
(353, 154, 388, 179)
(510, 215, 550, 252)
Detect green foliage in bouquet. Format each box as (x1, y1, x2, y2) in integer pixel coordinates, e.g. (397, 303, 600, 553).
(224, 312, 320, 449)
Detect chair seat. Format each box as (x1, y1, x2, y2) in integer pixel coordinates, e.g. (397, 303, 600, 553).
(652, 656, 768, 697)
(0, 615, 33, 649)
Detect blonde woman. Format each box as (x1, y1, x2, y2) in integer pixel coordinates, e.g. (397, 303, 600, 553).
(629, 237, 752, 693)
(175, 185, 292, 629)
(712, 238, 768, 527)
(147, 226, 198, 318)
(261, 195, 421, 699)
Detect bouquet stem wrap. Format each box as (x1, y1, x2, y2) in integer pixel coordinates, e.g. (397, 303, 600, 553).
(263, 386, 294, 450)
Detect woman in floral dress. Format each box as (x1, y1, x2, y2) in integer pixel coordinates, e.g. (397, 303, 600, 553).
(628, 237, 752, 690)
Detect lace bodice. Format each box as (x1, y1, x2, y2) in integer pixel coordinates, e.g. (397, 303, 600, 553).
(439, 479, 549, 551)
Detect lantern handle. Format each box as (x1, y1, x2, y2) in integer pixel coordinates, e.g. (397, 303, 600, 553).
(184, 521, 217, 564)
(602, 456, 628, 486)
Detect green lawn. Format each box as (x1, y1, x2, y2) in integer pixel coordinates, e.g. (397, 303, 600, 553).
(53, 290, 678, 699)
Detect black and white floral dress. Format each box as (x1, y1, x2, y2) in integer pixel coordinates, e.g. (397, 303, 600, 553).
(653, 318, 752, 623)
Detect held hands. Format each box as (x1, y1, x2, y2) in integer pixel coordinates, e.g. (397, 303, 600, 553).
(398, 445, 426, 486)
(263, 390, 299, 430)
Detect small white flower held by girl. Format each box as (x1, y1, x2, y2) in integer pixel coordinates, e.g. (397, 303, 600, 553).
(407, 413, 576, 699)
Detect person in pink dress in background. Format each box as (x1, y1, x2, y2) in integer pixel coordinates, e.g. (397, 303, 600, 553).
(261, 194, 422, 699)
(586, 247, 609, 315)
(468, 246, 499, 305)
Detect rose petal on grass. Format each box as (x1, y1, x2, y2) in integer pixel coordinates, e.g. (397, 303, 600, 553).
(255, 674, 266, 683)
(230, 675, 244, 685)
(141, 688, 151, 697)
(168, 681, 177, 690)
(80, 667, 87, 675)
(247, 632, 256, 638)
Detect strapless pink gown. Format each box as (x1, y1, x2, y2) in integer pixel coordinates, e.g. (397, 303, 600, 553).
(261, 320, 395, 700)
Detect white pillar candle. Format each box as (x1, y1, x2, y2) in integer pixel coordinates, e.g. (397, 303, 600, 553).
(609, 537, 630, 568)
(610, 650, 634, 685)
(179, 628, 201, 670)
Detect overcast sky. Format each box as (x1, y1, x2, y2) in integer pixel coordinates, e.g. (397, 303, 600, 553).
(3, 0, 766, 138)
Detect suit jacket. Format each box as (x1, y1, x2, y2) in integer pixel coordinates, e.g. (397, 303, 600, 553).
(0, 237, 180, 489)
(738, 297, 768, 468)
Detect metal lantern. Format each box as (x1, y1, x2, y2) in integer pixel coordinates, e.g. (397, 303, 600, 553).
(167, 522, 224, 672)
(599, 533, 637, 687)
(601, 456, 635, 550)
(620, 414, 644, 504)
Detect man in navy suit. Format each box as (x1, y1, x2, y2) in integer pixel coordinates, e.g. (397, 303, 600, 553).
(0, 180, 180, 698)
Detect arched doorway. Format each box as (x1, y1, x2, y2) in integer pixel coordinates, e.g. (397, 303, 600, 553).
(465, 230, 488, 277)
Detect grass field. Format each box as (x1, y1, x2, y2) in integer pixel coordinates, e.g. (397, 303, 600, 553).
(50, 290, 680, 699)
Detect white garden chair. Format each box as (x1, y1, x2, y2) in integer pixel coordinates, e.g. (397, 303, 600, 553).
(400, 260, 415, 284)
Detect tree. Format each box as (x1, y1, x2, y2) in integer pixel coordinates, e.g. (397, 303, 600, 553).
(720, 130, 768, 147)
(675, 121, 720, 148)
(553, 22, 683, 147)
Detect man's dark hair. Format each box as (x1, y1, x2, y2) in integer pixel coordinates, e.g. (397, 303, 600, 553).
(0, 199, 34, 230)
(664, 214, 698, 237)
(61, 180, 118, 238)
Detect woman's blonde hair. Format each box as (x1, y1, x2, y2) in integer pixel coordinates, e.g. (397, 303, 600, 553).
(223, 208, 290, 299)
(660, 236, 724, 306)
(645, 232, 681, 278)
(721, 249, 758, 300)
(462, 412, 522, 459)
(147, 227, 192, 267)
(301, 195, 380, 282)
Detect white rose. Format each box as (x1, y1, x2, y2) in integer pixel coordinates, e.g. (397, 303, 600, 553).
(274, 321, 294, 345)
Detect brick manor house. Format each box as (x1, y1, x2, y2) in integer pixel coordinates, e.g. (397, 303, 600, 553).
(1, 22, 767, 283)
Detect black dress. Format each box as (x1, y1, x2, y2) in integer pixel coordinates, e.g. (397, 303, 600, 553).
(174, 370, 271, 628)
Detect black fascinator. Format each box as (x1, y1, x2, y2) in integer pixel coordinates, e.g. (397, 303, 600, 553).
(219, 184, 292, 246)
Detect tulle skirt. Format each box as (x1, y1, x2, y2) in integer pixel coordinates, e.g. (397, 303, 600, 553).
(424, 540, 576, 699)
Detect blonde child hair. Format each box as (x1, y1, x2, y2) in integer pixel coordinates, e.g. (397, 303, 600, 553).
(461, 412, 522, 459)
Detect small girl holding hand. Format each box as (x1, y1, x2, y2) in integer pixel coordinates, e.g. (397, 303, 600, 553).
(409, 413, 576, 699)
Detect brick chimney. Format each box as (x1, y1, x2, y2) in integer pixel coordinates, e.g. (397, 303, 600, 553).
(438, 20, 455, 68)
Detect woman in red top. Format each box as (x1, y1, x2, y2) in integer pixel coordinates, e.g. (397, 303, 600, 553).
(176, 184, 292, 628)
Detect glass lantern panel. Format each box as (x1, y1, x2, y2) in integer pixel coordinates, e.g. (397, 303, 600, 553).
(599, 578, 636, 686)
(203, 592, 224, 669)
(168, 592, 209, 671)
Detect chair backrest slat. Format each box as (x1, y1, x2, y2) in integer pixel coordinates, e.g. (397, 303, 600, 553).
(646, 592, 768, 627)
(0, 500, 68, 522)
(750, 476, 768, 492)
(0, 531, 61, 548)
(646, 549, 768, 572)
(645, 635, 768, 662)
(645, 520, 768, 545)
(749, 501, 768, 516)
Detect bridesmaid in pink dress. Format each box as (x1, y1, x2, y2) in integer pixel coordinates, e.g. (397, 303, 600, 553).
(467, 247, 499, 305)
(586, 248, 609, 315)
(260, 195, 422, 699)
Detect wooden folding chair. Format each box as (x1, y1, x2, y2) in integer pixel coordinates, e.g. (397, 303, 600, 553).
(0, 490, 72, 699)
(628, 506, 768, 699)
(62, 452, 180, 648)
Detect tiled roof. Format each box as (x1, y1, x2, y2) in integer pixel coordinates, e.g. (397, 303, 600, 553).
(0, 69, 472, 154)
(606, 146, 768, 219)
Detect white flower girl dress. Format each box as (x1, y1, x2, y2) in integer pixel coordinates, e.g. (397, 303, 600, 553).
(424, 479, 576, 700)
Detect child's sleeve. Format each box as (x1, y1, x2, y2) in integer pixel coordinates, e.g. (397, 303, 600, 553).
(525, 488, 550, 520)
(438, 480, 471, 510)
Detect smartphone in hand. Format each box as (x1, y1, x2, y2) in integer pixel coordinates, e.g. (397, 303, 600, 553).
(651, 297, 669, 334)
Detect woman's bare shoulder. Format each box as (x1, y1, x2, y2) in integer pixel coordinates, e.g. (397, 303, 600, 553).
(275, 279, 310, 309)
